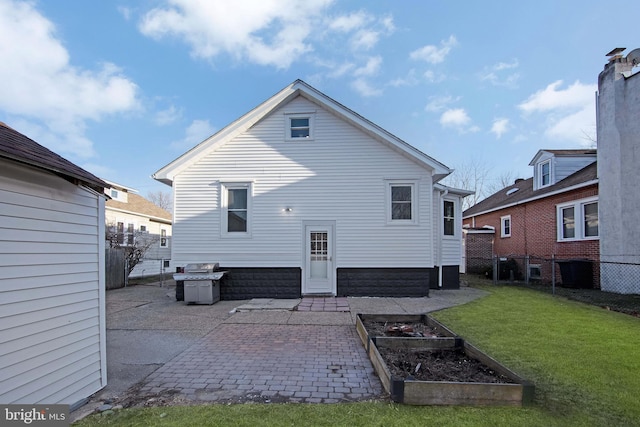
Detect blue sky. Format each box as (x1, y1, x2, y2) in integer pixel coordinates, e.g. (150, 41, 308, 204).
(1, 0, 638, 198)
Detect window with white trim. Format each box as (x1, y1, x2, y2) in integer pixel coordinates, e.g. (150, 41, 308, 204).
(501, 215, 511, 238)
(539, 160, 551, 188)
(557, 198, 598, 241)
(286, 113, 314, 140)
(386, 181, 417, 224)
(443, 200, 455, 236)
(160, 229, 168, 247)
(221, 183, 252, 236)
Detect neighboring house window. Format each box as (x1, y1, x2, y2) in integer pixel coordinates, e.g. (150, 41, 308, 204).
(443, 200, 455, 236)
(127, 223, 134, 245)
(386, 181, 417, 224)
(160, 229, 168, 247)
(111, 189, 118, 199)
(117, 221, 124, 245)
(222, 183, 252, 235)
(501, 215, 511, 238)
(285, 113, 314, 140)
(557, 198, 598, 241)
(540, 161, 551, 187)
(140, 225, 147, 233)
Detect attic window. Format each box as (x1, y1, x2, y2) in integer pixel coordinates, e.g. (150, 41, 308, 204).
(286, 113, 314, 140)
(506, 188, 519, 196)
(540, 160, 551, 187)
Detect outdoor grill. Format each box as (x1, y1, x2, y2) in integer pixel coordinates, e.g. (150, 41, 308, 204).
(173, 263, 225, 305)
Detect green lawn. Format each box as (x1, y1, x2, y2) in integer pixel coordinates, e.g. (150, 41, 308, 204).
(75, 282, 640, 427)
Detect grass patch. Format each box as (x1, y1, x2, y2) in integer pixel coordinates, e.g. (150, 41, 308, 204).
(432, 282, 640, 426)
(75, 281, 640, 427)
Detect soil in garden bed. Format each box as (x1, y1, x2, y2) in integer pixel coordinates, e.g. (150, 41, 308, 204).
(362, 320, 448, 338)
(378, 347, 516, 383)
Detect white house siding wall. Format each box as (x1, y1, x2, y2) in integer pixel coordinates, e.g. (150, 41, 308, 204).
(432, 190, 463, 288)
(0, 159, 106, 405)
(172, 96, 435, 270)
(104, 209, 171, 278)
(597, 58, 640, 294)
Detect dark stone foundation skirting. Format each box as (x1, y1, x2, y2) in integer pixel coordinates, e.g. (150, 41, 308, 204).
(337, 268, 431, 297)
(220, 267, 301, 300)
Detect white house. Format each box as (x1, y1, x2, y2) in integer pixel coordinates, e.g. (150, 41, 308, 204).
(0, 123, 107, 407)
(154, 80, 470, 299)
(104, 180, 172, 279)
(597, 48, 640, 294)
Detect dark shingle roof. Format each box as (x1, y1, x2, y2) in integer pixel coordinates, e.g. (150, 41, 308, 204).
(463, 162, 598, 217)
(0, 122, 106, 192)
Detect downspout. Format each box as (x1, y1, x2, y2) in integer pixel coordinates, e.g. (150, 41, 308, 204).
(438, 189, 449, 288)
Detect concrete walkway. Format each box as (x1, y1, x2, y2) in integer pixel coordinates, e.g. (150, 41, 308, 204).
(72, 282, 486, 420)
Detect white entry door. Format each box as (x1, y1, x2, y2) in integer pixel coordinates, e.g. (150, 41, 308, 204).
(304, 224, 335, 295)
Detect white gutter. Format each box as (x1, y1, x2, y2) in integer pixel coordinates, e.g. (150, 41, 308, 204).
(438, 188, 449, 289)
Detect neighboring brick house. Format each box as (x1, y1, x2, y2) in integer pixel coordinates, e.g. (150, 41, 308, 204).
(104, 181, 172, 278)
(463, 149, 599, 287)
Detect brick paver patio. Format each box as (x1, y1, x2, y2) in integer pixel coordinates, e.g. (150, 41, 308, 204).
(139, 322, 383, 403)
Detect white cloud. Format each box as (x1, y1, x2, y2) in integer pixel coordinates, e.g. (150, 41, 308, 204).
(0, 0, 139, 159)
(327, 11, 394, 52)
(389, 69, 419, 87)
(480, 59, 520, 88)
(139, 0, 334, 69)
(519, 80, 595, 113)
(354, 56, 382, 77)
(519, 80, 597, 144)
(351, 79, 382, 97)
(425, 95, 460, 113)
(491, 118, 509, 139)
(155, 105, 183, 126)
(410, 35, 458, 64)
(440, 108, 479, 133)
(440, 108, 470, 127)
(171, 119, 216, 150)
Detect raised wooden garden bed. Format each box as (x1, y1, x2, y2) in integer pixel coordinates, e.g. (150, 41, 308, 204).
(356, 314, 534, 406)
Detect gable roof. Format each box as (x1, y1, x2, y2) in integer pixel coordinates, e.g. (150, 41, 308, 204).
(463, 162, 598, 218)
(528, 149, 597, 165)
(0, 122, 106, 192)
(153, 80, 451, 186)
(106, 192, 172, 224)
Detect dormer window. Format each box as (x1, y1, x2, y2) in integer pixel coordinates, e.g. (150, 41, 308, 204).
(286, 113, 314, 140)
(540, 161, 551, 187)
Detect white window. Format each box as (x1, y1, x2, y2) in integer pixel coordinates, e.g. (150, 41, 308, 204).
(443, 200, 455, 236)
(386, 181, 417, 224)
(110, 189, 119, 199)
(221, 182, 252, 236)
(139, 225, 147, 233)
(539, 160, 551, 188)
(160, 229, 168, 247)
(501, 215, 511, 238)
(285, 113, 314, 140)
(557, 198, 598, 241)
(126, 223, 134, 245)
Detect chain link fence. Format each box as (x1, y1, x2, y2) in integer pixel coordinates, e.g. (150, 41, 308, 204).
(464, 254, 640, 316)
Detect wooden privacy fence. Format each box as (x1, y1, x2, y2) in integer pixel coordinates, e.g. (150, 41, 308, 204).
(106, 246, 126, 289)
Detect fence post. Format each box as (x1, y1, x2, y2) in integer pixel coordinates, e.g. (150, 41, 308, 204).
(551, 254, 555, 295)
(493, 255, 498, 285)
(525, 255, 530, 285)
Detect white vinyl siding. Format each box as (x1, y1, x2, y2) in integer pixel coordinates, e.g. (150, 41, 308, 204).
(0, 159, 105, 405)
(172, 96, 435, 268)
